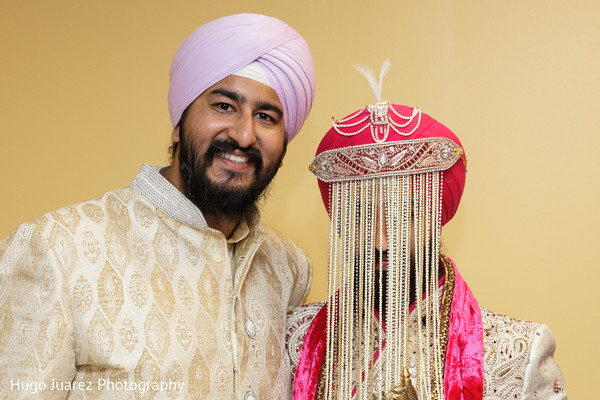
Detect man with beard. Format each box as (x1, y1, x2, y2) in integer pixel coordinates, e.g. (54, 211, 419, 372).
(0, 14, 315, 399)
(286, 65, 566, 399)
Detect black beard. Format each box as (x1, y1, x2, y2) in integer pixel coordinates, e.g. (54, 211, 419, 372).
(178, 126, 283, 220)
(356, 250, 431, 318)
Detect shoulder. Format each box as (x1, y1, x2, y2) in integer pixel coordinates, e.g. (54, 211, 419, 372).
(260, 224, 299, 247)
(286, 301, 326, 371)
(481, 307, 567, 399)
(259, 224, 310, 260)
(481, 306, 541, 342)
(1, 187, 138, 251)
(48, 186, 139, 229)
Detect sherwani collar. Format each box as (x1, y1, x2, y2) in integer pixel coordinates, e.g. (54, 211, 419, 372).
(130, 164, 262, 234)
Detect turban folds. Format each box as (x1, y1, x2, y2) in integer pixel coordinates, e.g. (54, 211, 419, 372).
(313, 104, 467, 226)
(308, 101, 468, 399)
(168, 13, 315, 142)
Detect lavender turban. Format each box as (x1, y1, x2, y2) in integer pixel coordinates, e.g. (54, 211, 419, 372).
(168, 13, 315, 142)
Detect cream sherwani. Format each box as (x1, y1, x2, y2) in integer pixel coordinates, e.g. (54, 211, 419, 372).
(0, 164, 311, 399)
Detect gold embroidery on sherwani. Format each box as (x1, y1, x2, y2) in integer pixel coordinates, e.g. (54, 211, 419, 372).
(0, 165, 312, 398)
(128, 271, 149, 308)
(120, 318, 140, 353)
(157, 208, 183, 232)
(132, 235, 150, 265)
(0, 298, 14, 352)
(14, 314, 33, 356)
(88, 309, 113, 364)
(113, 187, 133, 204)
(133, 200, 154, 228)
(175, 314, 193, 353)
(82, 203, 105, 224)
(105, 223, 130, 275)
(135, 348, 161, 398)
(52, 206, 81, 235)
(107, 194, 131, 234)
(166, 361, 185, 397)
(39, 263, 57, 304)
(188, 348, 210, 397)
(145, 304, 170, 363)
(82, 230, 102, 264)
(73, 275, 93, 314)
(50, 223, 77, 274)
(98, 261, 125, 323)
(37, 302, 67, 369)
(177, 275, 195, 313)
(150, 264, 175, 318)
(214, 361, 233, 396)
(183, 237, 202, 265)
(153, 223, 179, 278)
(198, 263, 220, 320)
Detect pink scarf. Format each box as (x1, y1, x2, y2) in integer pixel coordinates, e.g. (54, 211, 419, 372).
(293, 261, 484, 399)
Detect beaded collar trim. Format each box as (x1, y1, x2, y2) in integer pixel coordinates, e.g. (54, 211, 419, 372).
(309, 137, 463, 183)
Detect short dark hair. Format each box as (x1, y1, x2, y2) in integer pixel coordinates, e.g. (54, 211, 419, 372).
(168, 106, 191, 164)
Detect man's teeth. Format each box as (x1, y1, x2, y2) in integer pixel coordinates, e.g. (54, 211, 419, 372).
(219, 152, 248, 163)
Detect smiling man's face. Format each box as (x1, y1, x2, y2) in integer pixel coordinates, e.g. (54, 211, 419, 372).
(172, 74, 287, 219)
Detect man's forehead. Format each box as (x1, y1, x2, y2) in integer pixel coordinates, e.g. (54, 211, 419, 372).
(205, 75, 283, 107)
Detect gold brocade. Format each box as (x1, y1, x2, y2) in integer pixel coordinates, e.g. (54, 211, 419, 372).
(0, 166, 312, 399)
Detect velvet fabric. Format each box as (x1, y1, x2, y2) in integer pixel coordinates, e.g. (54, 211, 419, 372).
(292, 261, 484, 399)
(444, 261, 484, 400)
(168, 13, 315, 142)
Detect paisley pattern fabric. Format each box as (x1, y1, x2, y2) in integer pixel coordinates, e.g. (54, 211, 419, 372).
(287, 301, 567, 399)
(0, 164, 311, 399)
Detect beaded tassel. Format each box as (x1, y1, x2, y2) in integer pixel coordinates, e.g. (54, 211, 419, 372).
(323, 173, 445, 400)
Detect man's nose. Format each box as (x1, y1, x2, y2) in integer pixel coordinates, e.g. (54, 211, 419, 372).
(374, 224, 389, 251)
(228, 113, 257, 149)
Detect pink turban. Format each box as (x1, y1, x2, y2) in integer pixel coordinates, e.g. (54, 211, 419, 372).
(168, 13, 315, 142)
(314, 105, 467, 226)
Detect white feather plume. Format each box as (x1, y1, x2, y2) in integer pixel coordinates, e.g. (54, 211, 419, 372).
(353, 59, 391, 102)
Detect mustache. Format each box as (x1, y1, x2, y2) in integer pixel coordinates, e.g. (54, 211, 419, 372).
(374, 249, 388, 260)
(204, 139, 263, 169)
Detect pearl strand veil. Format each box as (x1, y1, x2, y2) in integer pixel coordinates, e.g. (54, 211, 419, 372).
(321, 61, 446, 400)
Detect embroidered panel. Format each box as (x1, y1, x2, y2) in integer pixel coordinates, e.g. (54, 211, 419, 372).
(309, 137, 463, 183)
(481, 307, 535, 399)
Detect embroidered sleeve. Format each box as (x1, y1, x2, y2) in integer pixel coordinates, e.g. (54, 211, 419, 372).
(481, 307, 537, 399)
(294, 251, 313, 307)
(0, 221, 76, 398)
(481, 307, 567, 400)
(285, 302, 325, 375)
(520, 324, 567, 399)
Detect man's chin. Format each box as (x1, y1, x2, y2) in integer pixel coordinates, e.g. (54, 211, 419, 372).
(205, 169, 257, 190)
(207, 179, 255, 195)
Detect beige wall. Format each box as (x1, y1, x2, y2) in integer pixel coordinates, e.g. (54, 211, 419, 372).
(1, 0, 597, 397)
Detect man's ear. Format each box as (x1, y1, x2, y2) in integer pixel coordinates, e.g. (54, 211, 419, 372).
(172, 125, 181, 143)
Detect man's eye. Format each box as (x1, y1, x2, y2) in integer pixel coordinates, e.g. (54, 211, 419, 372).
(257, 112, 274, 122)
(217, 103, 233, 111)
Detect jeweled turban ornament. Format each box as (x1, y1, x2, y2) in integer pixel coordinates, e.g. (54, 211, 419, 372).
(309, 60, 467, 400)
